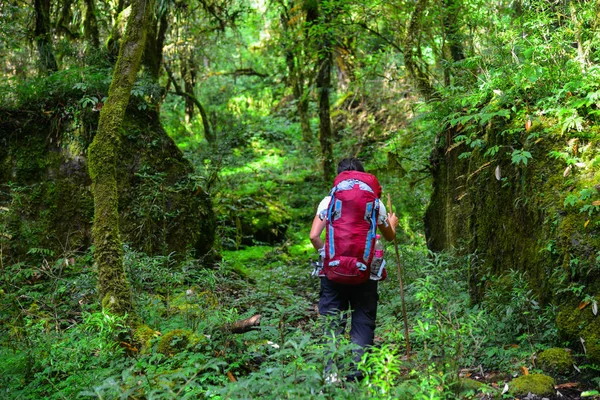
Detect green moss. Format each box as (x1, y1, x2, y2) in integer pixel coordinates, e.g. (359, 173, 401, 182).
(156, 329, 203, 356)
(219, 193, 290, 247)
(133, 324, 157, 354)
(510, 374, 555, 397)
(556, 296, 600, 363)
(425, 117, 600, 309)
(537, 348, 573, 375)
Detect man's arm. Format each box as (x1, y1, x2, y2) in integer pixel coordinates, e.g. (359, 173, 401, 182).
(310, 214, 326, 250)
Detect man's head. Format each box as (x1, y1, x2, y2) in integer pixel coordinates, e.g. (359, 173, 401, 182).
(337, 158, 365, 174)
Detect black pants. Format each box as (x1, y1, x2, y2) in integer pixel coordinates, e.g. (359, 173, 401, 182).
(318, 277, 378, 361)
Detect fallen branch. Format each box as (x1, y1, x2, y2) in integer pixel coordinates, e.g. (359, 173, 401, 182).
(225, 314, 261, 334)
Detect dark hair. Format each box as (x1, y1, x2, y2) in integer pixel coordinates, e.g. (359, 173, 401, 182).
(337, 158, 365, 174)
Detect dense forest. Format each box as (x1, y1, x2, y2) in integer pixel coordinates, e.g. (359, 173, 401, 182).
(1, 0, 599, 398)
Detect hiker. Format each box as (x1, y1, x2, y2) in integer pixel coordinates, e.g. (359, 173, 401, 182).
(309, 157, 398, 380)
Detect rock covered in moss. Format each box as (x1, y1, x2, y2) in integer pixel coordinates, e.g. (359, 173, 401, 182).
(157, 329, 202, 355)
(557, 297, 600, 364)
(510, 374, 555, 397)
(537, 348, 573, 374)
(0, 105, 215, 262)
(218, 192, 290, 247)
(424, 117, 600, 306)
(132, 324, 160, 354)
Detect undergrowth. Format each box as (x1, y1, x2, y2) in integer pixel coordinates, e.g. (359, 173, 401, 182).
(1, 102, 587, 399)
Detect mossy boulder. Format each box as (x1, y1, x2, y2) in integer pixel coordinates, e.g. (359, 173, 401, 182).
(133, 324, 159, 354)
(0, 103, 215, 262)
(218, 192, 290, 247)
(556, 298, 600, 364)
(425, 117, 600, 355)
(537, 348, 573, 375)
(510, 374, 555, 397)
(157, 329, 203, 355)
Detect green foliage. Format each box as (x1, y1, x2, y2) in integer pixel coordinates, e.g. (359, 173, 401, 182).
(511, 149, 533, 166)
(3, 0, 600, 397)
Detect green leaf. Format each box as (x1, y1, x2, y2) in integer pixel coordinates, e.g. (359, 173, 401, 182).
(564, 193, 578, 207)
(581, 391, 600, 397)
(511, 150, 532, 166)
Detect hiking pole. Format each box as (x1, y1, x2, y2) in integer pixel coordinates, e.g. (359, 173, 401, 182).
(387, 194, 411, 358)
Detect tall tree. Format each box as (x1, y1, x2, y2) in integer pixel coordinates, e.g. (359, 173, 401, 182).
(143, 1, 169, 79)
(279, 0, 312, 142)
(83, 0, 100, 49)
(34, 0, 58, 73)
(403, 0, 436, 100)
(441, 0, 464, 85)
(306, 0, 334, 181)
(87, 0, 152, 316)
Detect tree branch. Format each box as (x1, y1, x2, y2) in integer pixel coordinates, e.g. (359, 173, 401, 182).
(357, 22, 404, 54)
(164, 63, 214, 142)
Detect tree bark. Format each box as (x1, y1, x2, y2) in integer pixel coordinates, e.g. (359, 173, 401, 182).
(281, 0, 312, 142)
(403, 0, 437, 100)
(34, 0, 58, 73)
(56, 0, 79, 40)
(87, 0, 152, 316)
(143, 6, 168, 79)
(83, 0, 100, 49)
(442, 0, 464, 85)
(182, 55, 196, 123)
(306, 0, 334, 181)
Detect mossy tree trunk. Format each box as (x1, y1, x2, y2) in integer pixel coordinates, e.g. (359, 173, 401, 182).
(182, 53, 196, 123)
(88, 0, 152, 316)
(306, 0, 334, 181)
(34, 0, 58, 74)
(83, 0, 100, 49)
(143, 5, 169, 79)
(56, 0, 78, 40)
(403, 0, 436, 100)
(441, 0, 464, 85)
(281, 0, 312, 143)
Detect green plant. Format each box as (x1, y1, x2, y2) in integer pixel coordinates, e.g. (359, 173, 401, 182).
(511, 149, 533, 166)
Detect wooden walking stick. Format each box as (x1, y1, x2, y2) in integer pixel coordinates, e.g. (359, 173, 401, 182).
(387, 194, 411, 358)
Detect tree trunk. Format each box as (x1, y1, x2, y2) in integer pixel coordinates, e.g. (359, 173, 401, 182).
(56, 0, 78, 40)
(298, 95, 312, 143)
(317, 52, 334, 182)
(87, 0, 152, 316)
(182, 55, 196, 123)
(34, 0, 58, 73)
(281, 1, 312, 142)
(442, 0, 464, 85)
(306, 0, 334, 181)
(403, 0, 436, 100)
(143, 6, 168, 79)
(83, 0, 100, 49)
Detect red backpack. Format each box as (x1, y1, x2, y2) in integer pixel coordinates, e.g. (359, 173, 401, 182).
(323, 171, 383, 285)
